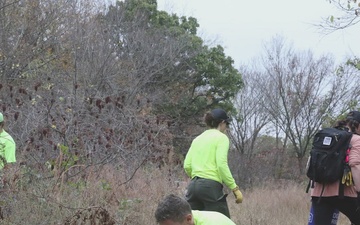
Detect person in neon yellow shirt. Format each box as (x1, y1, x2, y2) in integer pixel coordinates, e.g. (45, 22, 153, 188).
(0, 112, 16, 170)
(155, 194, 236, 225)
(183, 108, 243, 218)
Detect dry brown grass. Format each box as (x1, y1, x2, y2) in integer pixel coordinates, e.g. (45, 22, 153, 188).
(0, 164, 353, 224)
(128, 169, 351, 225)
(230, 181, 311, 225)
(229, 181, 350, 225)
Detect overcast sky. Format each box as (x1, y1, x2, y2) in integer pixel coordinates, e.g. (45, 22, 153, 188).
(157, 0, 360, 67)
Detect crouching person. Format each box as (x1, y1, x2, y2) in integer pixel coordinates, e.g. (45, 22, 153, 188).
(0, 112, 16, 188)
(155, 194, 236, 225)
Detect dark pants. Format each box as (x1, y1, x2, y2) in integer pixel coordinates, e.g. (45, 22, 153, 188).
(185, 177, 230, 218)
(311, 196, 360, 225)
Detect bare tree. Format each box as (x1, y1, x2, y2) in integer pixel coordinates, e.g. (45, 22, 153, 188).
(257, 36, 360, 175)
(230, 64, 270, 156)
(228, 64, 270, 186)
(0, 0, 243, 222)
(0, 0, 178, 183)
(0, 0, 242, 182)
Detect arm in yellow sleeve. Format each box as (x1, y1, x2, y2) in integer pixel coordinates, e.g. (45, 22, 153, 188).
(216, 135, 236, 190)
(184, 147, 193, 178)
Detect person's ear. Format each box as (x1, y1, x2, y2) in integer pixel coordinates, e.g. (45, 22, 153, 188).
(185, 213, 194, 225)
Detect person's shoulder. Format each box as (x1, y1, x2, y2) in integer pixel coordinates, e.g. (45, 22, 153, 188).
(0, 131, 15, 142)
(196, 129, 227, 139)
(209, 129, 227, 137)
(216, 130, 229, 140)
(194, 210, 235, 222)
(350, 134, 360, 150)
(351, 134, 360, 142)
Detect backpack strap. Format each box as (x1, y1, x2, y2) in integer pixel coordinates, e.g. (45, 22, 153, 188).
(338, 181, 344, 199)
(306, 180, 311, 193)
(318, 184, 325, 203)
(305, 180, 315, 193)
(339, 144, 352, 198)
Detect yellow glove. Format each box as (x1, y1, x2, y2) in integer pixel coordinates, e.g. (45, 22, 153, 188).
(342, 171, 354, 186)
(232, 186, 243, 204)
(347, 171, 353, 186)
(342, 173, 346, 184)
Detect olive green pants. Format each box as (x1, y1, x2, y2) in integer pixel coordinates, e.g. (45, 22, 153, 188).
(185, 177, 230, 218)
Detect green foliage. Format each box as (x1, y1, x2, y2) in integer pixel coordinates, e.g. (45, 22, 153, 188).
(67, 180, 86, 190)
(105, 0, 243, 125)
(116, 0, 157, 21)
(58, 144, 79, 170)
(118, 198, 142, 211)
(346, 57, 360, 70)
(153, 11, 199, 35)
(101, 180, 112, 191)
(192, 45, 243, 104)
(116, 0, 200, 35)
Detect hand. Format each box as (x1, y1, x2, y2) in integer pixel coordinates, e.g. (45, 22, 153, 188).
(232, 186, 243, 204)
(341, 170, 353, 186)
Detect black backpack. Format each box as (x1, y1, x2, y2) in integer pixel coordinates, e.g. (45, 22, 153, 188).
(306, 127, 352, 196)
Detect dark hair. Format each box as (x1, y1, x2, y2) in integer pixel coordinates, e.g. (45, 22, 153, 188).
(346, 117, 360, 134)
(204, 112, 223, 128)
(333, 120, 348, 131)
(155, 194, 191, 223)
(346, 111, 360, 134)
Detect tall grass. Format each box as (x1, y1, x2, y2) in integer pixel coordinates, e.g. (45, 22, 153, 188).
(230, 181, 349, 225)
(0, 164, 351, 224)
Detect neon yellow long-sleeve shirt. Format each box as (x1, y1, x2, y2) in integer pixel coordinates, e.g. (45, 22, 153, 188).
(192, 210, 236, 225)
(184, 129, 237, 190)
(0, 130, 16, 169)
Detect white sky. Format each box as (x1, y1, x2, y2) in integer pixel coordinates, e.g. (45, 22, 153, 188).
(157, 0, 360, 67)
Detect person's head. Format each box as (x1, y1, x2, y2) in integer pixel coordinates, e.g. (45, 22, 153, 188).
(204, 108, 231, 132)
(155, 194, 194, 225)
(346, 111, 360, 134)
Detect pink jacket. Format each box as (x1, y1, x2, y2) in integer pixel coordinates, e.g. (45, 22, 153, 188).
(311, 134, 360, 197)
